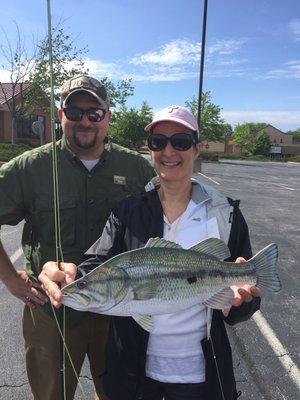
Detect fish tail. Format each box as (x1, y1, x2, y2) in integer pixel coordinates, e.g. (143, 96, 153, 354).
(250, 243, 281, 292)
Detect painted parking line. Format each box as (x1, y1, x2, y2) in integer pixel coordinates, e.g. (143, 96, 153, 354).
(10, 247, 23, 264)
(196, 172, 220, 185)
(253, 311, 300, 391)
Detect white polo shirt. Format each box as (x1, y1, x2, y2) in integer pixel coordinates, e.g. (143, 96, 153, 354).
(145, 198, 220, 383)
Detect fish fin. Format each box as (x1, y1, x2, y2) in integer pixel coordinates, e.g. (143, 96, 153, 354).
(144, 237, 183, 249)
(133, 282, 156, 300)
(189, 237, 231, 260)
(203, 287, 234, 309)
(250, 243, 281, 292)
(132, 315, 154, 332)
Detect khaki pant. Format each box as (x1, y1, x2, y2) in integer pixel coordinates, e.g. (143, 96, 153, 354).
(23, 306, 109, 400)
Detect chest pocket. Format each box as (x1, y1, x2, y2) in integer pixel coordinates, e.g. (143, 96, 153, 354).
(106, 178, 140, 210)
(34, 197, 76, 246)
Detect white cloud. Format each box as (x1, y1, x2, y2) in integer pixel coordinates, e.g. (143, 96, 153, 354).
(263, 60, 300, 80)
(289, 19, 300, 40)
(128, 38, 250, 82)
(221, 110, 300, 132)
(0, 69, 11, 81)
(207, 39, 249, 55)
(83, 58, 122, 79)
(131, 39, 200, 66)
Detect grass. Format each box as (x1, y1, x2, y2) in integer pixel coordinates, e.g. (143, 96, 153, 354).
(0, 143, 32, 162)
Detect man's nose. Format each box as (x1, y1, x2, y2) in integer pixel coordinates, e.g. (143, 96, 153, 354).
(80, 113, 93, 126)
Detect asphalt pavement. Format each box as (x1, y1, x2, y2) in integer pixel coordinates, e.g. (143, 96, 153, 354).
(0, 160, 299, 399)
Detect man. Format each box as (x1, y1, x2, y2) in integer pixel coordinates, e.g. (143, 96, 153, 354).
(0, 75, 156, 400)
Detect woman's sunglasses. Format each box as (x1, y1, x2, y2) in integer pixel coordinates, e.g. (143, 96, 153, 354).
(63, 107, 106, 123)
(147, 133, 196, 152)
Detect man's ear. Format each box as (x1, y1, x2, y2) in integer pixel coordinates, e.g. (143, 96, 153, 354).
(57, 108, 63, 122)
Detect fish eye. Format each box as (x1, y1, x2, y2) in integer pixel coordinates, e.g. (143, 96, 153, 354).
(77, 280, 87, 290)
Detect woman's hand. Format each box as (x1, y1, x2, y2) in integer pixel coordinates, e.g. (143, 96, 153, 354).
(222, 257, 261, 317)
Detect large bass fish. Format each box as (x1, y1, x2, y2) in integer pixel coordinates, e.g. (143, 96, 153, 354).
(62, 237, 281, 331)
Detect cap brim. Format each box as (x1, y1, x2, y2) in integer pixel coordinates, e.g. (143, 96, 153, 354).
(62, 89, 108, 110)
(145, 117, 199, 133)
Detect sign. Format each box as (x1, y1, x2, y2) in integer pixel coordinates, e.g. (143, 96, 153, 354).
(270, 146, 282, 154)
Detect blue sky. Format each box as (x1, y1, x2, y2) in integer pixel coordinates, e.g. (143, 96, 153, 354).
(1, 0, 300, 131)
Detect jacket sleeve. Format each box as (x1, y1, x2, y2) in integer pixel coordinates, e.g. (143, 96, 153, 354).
(0, 160, 25, 226)
(78, 205, 126, 275)
(224, 201, 261, 325)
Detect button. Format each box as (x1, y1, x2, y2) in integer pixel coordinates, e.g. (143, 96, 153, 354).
(87, 173, 92, 178)
(88, 199, 94, 205)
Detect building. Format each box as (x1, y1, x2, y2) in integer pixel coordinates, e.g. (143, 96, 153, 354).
(0, 82, 54, 146)
(254, 124, 300, 158)
(207, 124, 300, 158)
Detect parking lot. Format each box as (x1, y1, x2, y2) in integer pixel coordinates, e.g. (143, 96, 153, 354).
(0, 160, 299, 399)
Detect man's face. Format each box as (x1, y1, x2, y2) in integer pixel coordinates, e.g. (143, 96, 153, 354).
(58, 93, 111, 157)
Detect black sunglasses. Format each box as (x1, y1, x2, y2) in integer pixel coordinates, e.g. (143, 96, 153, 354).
(63, 107, 106, 123)
(147, 133, 196, 152)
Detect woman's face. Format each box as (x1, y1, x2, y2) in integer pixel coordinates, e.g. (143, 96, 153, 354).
(150, 121, 200, 185)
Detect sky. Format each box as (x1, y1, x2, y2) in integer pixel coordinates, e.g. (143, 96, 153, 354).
(0, 0, 300, 132)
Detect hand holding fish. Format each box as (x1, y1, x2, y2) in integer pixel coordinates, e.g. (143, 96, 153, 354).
(39, 262, 77, 308)
(222, 257, 262, 317)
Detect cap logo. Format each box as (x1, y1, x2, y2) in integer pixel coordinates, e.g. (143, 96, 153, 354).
(167, 106, 180, 113)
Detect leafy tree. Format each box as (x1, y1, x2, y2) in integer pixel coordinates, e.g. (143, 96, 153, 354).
(0, 22, 37, 143)
(109, 101, 153, 149)
(232, 124, 250, 155)
(185, 92, 226, 142)
(249, 130, 271, 155)
(26, 25, 134, 112)
(25, 25, 88, 112)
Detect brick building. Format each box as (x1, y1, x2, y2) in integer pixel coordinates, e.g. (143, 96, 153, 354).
(0, 83, 55, 146)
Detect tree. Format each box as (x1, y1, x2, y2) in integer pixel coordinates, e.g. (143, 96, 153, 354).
(108, 101, 153, 149)
(232, 124, 250, 155)
(1, 22, 134, 143)
(0, 22, 37, 143)
(185, 92, 227, 142)
(249, 131, 271, 156)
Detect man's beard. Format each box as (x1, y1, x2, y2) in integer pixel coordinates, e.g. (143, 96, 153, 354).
(72, 127, 98, 149)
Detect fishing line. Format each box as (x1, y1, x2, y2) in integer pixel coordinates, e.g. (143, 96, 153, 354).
(46, 0, 85, 398)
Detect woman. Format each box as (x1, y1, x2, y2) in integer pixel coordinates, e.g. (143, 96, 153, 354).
(40, 105, 260, 400)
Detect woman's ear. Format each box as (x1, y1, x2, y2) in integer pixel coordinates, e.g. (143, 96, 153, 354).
(194, 143, 201, 160)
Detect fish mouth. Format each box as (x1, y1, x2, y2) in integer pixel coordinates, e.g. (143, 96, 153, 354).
(62, 291, 91, 306)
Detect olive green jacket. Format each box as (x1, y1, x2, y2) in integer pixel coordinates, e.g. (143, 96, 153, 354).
(0, 136, 155, 321)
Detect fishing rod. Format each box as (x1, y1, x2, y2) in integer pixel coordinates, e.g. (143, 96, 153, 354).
(46, 1, 84, 398)
(197, 1, 226, 399)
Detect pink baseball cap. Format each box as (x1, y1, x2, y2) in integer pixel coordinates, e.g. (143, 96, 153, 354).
(145, 105, 199, 139)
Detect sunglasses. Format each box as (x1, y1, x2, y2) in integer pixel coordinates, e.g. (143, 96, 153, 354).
(63, 107, 106, 123)
(147, 133, 196, 152)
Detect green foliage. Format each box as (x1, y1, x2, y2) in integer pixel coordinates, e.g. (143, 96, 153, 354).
(232, 124, 250, 154)
(0, 143, 32, 162)
(108, 101, 153, 149)
(288, 156, 300, 162)
(248, 130, 271, 156)
(25, 26, 88, 112)
(185, 92, 228, 142)
(200, 152, 219, 162)
(26, 26, 134, 112)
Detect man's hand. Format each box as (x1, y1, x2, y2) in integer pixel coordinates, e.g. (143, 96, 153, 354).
(222, 257, 261, 317)
(38, 262, 77, 308)
(5, 270, 48, 309)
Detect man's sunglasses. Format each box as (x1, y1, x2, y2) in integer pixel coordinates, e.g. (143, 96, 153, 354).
(147, 133, 196, 152)
(63, 107, 106, 123)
